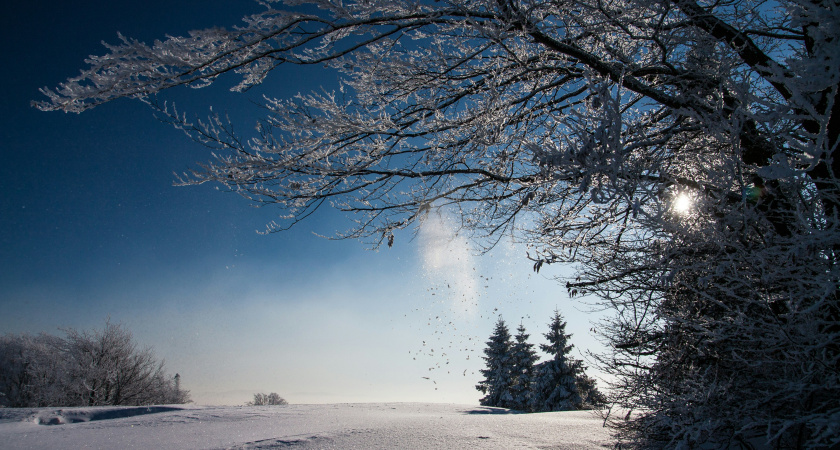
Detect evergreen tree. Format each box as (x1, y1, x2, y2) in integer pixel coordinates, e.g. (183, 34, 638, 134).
(475, 317, 515, 408)
(530, 311, 583, 412)
(508, 323, 539, 411)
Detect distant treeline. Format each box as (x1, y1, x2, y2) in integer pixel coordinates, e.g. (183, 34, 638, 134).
(476, 311, 606, 412)
(0, 321, 190, 407)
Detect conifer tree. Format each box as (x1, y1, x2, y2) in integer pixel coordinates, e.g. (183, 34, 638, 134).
(475, 317, 515, 408)
(509, 323, 539, 411)
(530, 311, 583, 412)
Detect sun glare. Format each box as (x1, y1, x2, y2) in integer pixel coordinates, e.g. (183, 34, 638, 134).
(673, 193, 693, 215)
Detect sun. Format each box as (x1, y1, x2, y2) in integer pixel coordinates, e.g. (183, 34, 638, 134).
(673, 193, 693, 215)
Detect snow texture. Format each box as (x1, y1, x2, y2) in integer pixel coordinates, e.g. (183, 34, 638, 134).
(0, 403, 611, 449)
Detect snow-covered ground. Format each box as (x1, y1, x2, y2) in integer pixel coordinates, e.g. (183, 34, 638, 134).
(0, 403, 612, 449)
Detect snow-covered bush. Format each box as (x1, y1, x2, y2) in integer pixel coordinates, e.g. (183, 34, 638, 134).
(248, 392, 288, 406)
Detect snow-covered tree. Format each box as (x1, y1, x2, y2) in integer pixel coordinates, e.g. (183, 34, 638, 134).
(64, 321, 169, 406)
(530, 311, 583, 412)
(508, 323, 539, 411)
(0, 322, 189, 407)
(476, 317, 516, 408)
(0, 335, 30, 407)
(36, 0, 840, 446)
(0, 333, 71, 407)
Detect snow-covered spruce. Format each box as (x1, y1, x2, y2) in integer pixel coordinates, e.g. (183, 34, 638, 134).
(508, 323, 540, 411)
(475, 318, 516, 409)
(476, 313, 604, 412)
(529, 311, 584, 412)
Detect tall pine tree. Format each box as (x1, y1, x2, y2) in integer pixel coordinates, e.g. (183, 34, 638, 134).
(475, 317, 515, 408)
(509, 323, 539, 411)
(530, 311, 583, 412)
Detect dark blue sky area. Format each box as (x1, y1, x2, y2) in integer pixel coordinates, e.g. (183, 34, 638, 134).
(2, 1, 343, 291)
(0, 0, 406, 339)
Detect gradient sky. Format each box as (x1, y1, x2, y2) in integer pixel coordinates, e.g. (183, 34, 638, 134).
(1, 0, 606, 405)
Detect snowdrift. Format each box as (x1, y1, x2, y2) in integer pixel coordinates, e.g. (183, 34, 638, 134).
(32, 406, 185, 425)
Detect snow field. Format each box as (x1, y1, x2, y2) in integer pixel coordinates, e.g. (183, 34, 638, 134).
(0, 403, 611, 449)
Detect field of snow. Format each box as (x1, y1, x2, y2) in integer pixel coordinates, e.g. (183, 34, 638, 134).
(0, 403, 612, 449)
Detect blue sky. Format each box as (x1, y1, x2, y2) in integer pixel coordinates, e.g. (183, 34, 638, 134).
(1, 0, 605, 405)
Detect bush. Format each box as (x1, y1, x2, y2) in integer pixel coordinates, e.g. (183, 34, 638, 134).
(247, 392, 287, 406)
